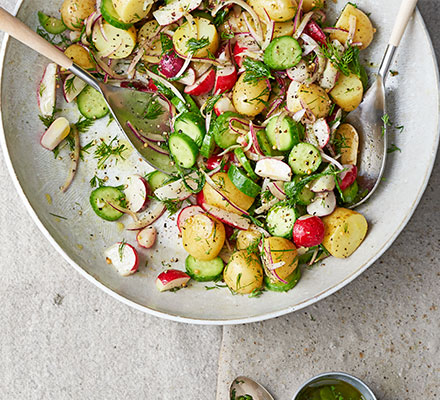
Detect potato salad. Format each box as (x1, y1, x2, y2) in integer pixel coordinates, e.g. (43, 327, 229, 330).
(36, 0, 375, 296)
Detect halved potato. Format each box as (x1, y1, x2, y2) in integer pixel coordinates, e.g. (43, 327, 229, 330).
(181, 214, 226, 261)
(272, 21, 295, 38)
(60, 0, 95, 31)
(223, 251, 264, 294)
(92, 21, 137, 59)
(330, 72, 363, 112)
(202, 172, 255, 215)
(173, 17, 219, 58)
(329, 4, 375, 50)
(335, 123, 359, 165)
(287, 82, 332, 118)
(322, 207, 368, 258)
(232, 74, 270, 117)
(112, 0, 153, 24)
(236, 226, 262, 250)
(248, 0, 297, 22)
(303, 0, 325, 11)
(138, 20, 162, 63)
(64, 44, 95, 70)
(262, 237, 298, 281)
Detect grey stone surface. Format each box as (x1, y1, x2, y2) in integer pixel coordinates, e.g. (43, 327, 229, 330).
(0, 1, 439, 400)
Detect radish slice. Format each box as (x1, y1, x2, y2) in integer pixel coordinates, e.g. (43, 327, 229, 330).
(310, 118, 330, 148)
(105, 242, 139, 276)
(268, 181, 286, 200)
(307, 191, 337, 217)
(339, 164, 358, 191)
(319, 61, 340, 91)
(126, 202, 166, 231)
(201, 203, 250, 230)
(177, 205, 204, 232)
(124, 174, 151, 213)
(293, 215, 325, 248)
(40, 117, 71, 151)
(136, 226, 157, 249)
(184, 68, 216, 96)
(286, 60, 311, 83)
(214, 96, 236, 116)
(38, 63, 57, 116)
(154, 173, 199, 202)
(153, 0, 202, 25)
(63, 74, 87, 103)
(214, 64, 238, 94)
(176, 67, 196, 85)
(286, 80, 302, 113)
(255, 159, 292, 181)
(60, 125, 79, 193)
(309, 173, 336, 193)
(155, 269, 191, 292)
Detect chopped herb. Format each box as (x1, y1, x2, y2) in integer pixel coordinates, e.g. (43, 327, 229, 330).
(236, 272, 242, 290)
(94, 137, 127, 169)
(151, 196, 182, 215)
(186, 37, 210, 53)
(395, 125, 405, 133)
(213, 8, 229, 27)
(160, 33, 173, 55)
(242, 57, 273, 84)
(221, 30, 235, 40)
(49, 212, 67, 220)
(248, 288, 265, 298)
(204, 94, 222, 113)
(144, 97, 164, 120)
(90, 174, 106, 188)
(38, 113, 56, 129)
(80, 140, 95, 160)
(118, 239, 127, 262)
(64, 76, 75, 94)
(75, 117, 95, 134)
(36, 26, 70, 47)
(205, 283, 228, 290)
(387, 144, 401, 153)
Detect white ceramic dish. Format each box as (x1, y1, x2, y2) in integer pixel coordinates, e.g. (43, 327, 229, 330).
(0, 0, 439, 325)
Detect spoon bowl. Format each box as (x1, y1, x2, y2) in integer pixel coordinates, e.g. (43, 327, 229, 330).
(230, 376, 274, 400)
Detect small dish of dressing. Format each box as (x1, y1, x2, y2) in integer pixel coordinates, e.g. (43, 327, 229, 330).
(292, 372, 377, 400)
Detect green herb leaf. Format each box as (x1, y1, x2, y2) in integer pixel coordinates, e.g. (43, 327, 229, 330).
(75, 117, 95, 134)
(186, 37, 210, 53)
(94, 137, 127, 169)
(387, 144, 401, 153)
(160, 33, 173, 54)
(144, 97, 164, 120)
(242, 57, 273, 83)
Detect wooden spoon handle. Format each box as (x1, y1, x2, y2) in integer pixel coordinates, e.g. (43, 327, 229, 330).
(0, 7, 73, 69)
(389, 0, 419, 47)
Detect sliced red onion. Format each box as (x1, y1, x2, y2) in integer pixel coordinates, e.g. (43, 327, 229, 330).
(85, 11, 98, 38)
(262, 9, 275, 50)
(174, 53, 193, 79)
(293, 0, 304, 32)
(347, 14, 357, 46)
(106, 201, 140, 222)
(323, 27, 348, 34)
(294, 11, 314, 39)
(268, 182, 286, 200)
(126, 203, 167, 231)
(249, 121, 264, 156)
(313, 9, 326, 24)
(60, 126, 80, 193)
(254, 197, 278, 214)
(98, 16, 108, 41)
(320, 152, 344, 170)
(143, 69, 185, 103)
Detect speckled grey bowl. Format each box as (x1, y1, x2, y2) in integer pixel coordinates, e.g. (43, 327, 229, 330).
(0, 0, 439, 324)
(292, 372, 377, 400)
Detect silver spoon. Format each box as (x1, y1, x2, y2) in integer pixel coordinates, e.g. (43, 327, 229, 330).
(0, 7, 176, 174)
(230, 376, 274, 400)
(347, 0, 418, 208)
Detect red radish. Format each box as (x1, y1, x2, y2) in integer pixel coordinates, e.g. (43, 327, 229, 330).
(38, 63, 57, 116)
(125, 174, 151, 212)
(196, 190, 205, 207)
(304, 20, 327, 46)
(159, 50, 185, 78)
(293, 215, 325, 248)
(339, 165, 358, 191)
(126, 203, 166, 231)
(224, 224, 234, 239)
(233, 35, 259, 67)
(319, 62, 339, 91)
(154, 173, 200, 202)
(176, 67, 196, 85)
(206, 154, 230, 172)
(184, 69, 216, 96)
(307, 191, 337, 217)
(104, 242, 139, 276)
(214, 65, 238, 94)
(286, 60, 311, 83)
(310, 119, 330, 148)
(255, 159, 292, 181)
(40, 117, 71, 151)
(136, 226, 157, 248)
(268, 182, 286, 200)
(63, 74, 87, 103)
(155, 269, 191, 292)
(177, 205, 204, 232)
(213, 96, 236, 116)
(309, 173, 335, 193)
(147, 79, 158, 92)
(200, 203, 250, 230)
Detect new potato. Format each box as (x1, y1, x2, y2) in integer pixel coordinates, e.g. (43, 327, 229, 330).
(303, 0, 325, 11)
(287, 82, 332, 118)
(92, 21, 137, 59)
(138, 20, 163, 63)
(262, 237, 298, 281)
(203, 172, 255, 214)
(112, 0, 153, 23)
(232, 74, 270, 117)
(335, 123, 359, 165)
(64, 44, 95, 70)
(223, 251, 264, 294)
(181, 214, 226, 261)
(322, 207, 368, 258)
(329, 4, 375, 50)
(236, 226, 262, 250)
(330, 72, 363, 112)
(60, 0, 95, 31)
(248, 0, 297, 22)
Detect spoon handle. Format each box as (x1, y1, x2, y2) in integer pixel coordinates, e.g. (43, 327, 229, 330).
(0, 7, 73, 69)
(389, 0, 419, 47)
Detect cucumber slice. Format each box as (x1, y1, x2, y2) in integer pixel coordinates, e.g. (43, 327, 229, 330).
(77, 86, 109, 120)
(200, 130, 216, 158)
(228, 164, 261, 198)
(234, 148, 258, 181)
(293, 176, 315, 206)
(100, 0, 133, 30)
(168, 132, 199, 168)
(288, 143, 322, 175)
(256, 129, 283, 157)
(146, 170, 169, 192)
(265, 115, 303, 151)
(174, 112, 205, 147)
(171, 97, 189, 113)
(264, 267, 301, 292)
(38, 11, 66, 34)
(90, 186, 125, 221)
(266, 204, 299, 239)
(185, 255, 224, 281)
(171, 94, 201, 114)
(263, 36, 302, 70)
(342, 180, 359, 204)
(214, 112, 245, 149)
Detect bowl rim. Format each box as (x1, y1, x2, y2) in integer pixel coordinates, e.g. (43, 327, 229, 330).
(291, 371, 377, 400)
(0, 2, 439, 325)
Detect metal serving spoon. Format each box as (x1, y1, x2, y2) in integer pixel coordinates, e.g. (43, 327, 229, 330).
(0, 7, 176, 174)
(347, 0, 418, 208)
(230, 376, 275, 400)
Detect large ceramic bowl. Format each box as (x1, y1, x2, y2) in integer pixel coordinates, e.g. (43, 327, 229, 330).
(1, 0, 439, 324)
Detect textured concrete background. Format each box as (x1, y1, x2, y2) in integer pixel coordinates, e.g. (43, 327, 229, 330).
(0, 1, 439, 399)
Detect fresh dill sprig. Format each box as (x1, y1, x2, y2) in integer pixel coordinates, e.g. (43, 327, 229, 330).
(89, 174, 106, 188)
(39, 113, 56, 129)
(144, 98, 164, 120)
(75, 117, 95, 134)
(160, 33, 173, 55)
(94, 137, 127, 169)
(242, 57, 273, 84)
(64, 76, 76, 94)
(118, 239, 127, 262)
(186, 37, 210, 53)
